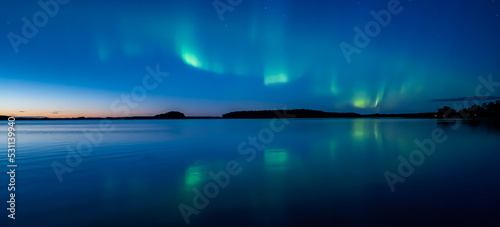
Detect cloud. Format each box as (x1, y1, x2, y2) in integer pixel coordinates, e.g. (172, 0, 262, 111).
(431, 96, 500, 102)
(52, 111, 63, 115)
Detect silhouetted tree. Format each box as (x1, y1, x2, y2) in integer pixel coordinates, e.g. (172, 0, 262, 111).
(437, 106, 456, 118)
(437, 100, 500, 119)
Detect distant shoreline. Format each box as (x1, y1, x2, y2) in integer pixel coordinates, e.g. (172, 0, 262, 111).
(1, 109, 436, 120)
(2, 101, 499, 120)
(0, 111, 494, 120)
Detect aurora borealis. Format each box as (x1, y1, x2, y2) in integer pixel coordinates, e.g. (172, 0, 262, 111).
(1, 0, 500, 117)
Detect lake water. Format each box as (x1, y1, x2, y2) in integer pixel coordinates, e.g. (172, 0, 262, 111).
(0, 119, 499, 226)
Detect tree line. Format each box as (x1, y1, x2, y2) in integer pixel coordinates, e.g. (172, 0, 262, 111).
(437, 100, 500, 119)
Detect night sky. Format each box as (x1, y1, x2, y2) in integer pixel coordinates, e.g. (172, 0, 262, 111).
(1, 0, 499, 117)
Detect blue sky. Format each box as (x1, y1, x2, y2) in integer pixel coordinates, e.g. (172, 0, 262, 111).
(1, 0, 499, 117)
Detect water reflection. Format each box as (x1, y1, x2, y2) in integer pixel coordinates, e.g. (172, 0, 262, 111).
(264, 149, 289, 171)
(102, 173, 117, 200)
(329, 140, 337, 158)
(352, 119, 367, 139)
(350, 119, 385, 144)
(184, 163, 208, 187)
(437, 119, 500, 133)
(5, 119, 500, 226)
(350, 119, 386, 151)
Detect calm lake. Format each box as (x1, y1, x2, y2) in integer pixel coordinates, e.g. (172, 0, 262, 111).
(1, 119, 499, 226)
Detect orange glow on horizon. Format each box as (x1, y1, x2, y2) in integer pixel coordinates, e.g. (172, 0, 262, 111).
(0, 108, 153, 119)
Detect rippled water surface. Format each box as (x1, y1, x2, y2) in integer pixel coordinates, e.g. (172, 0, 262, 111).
(0, 119, 499, 226)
